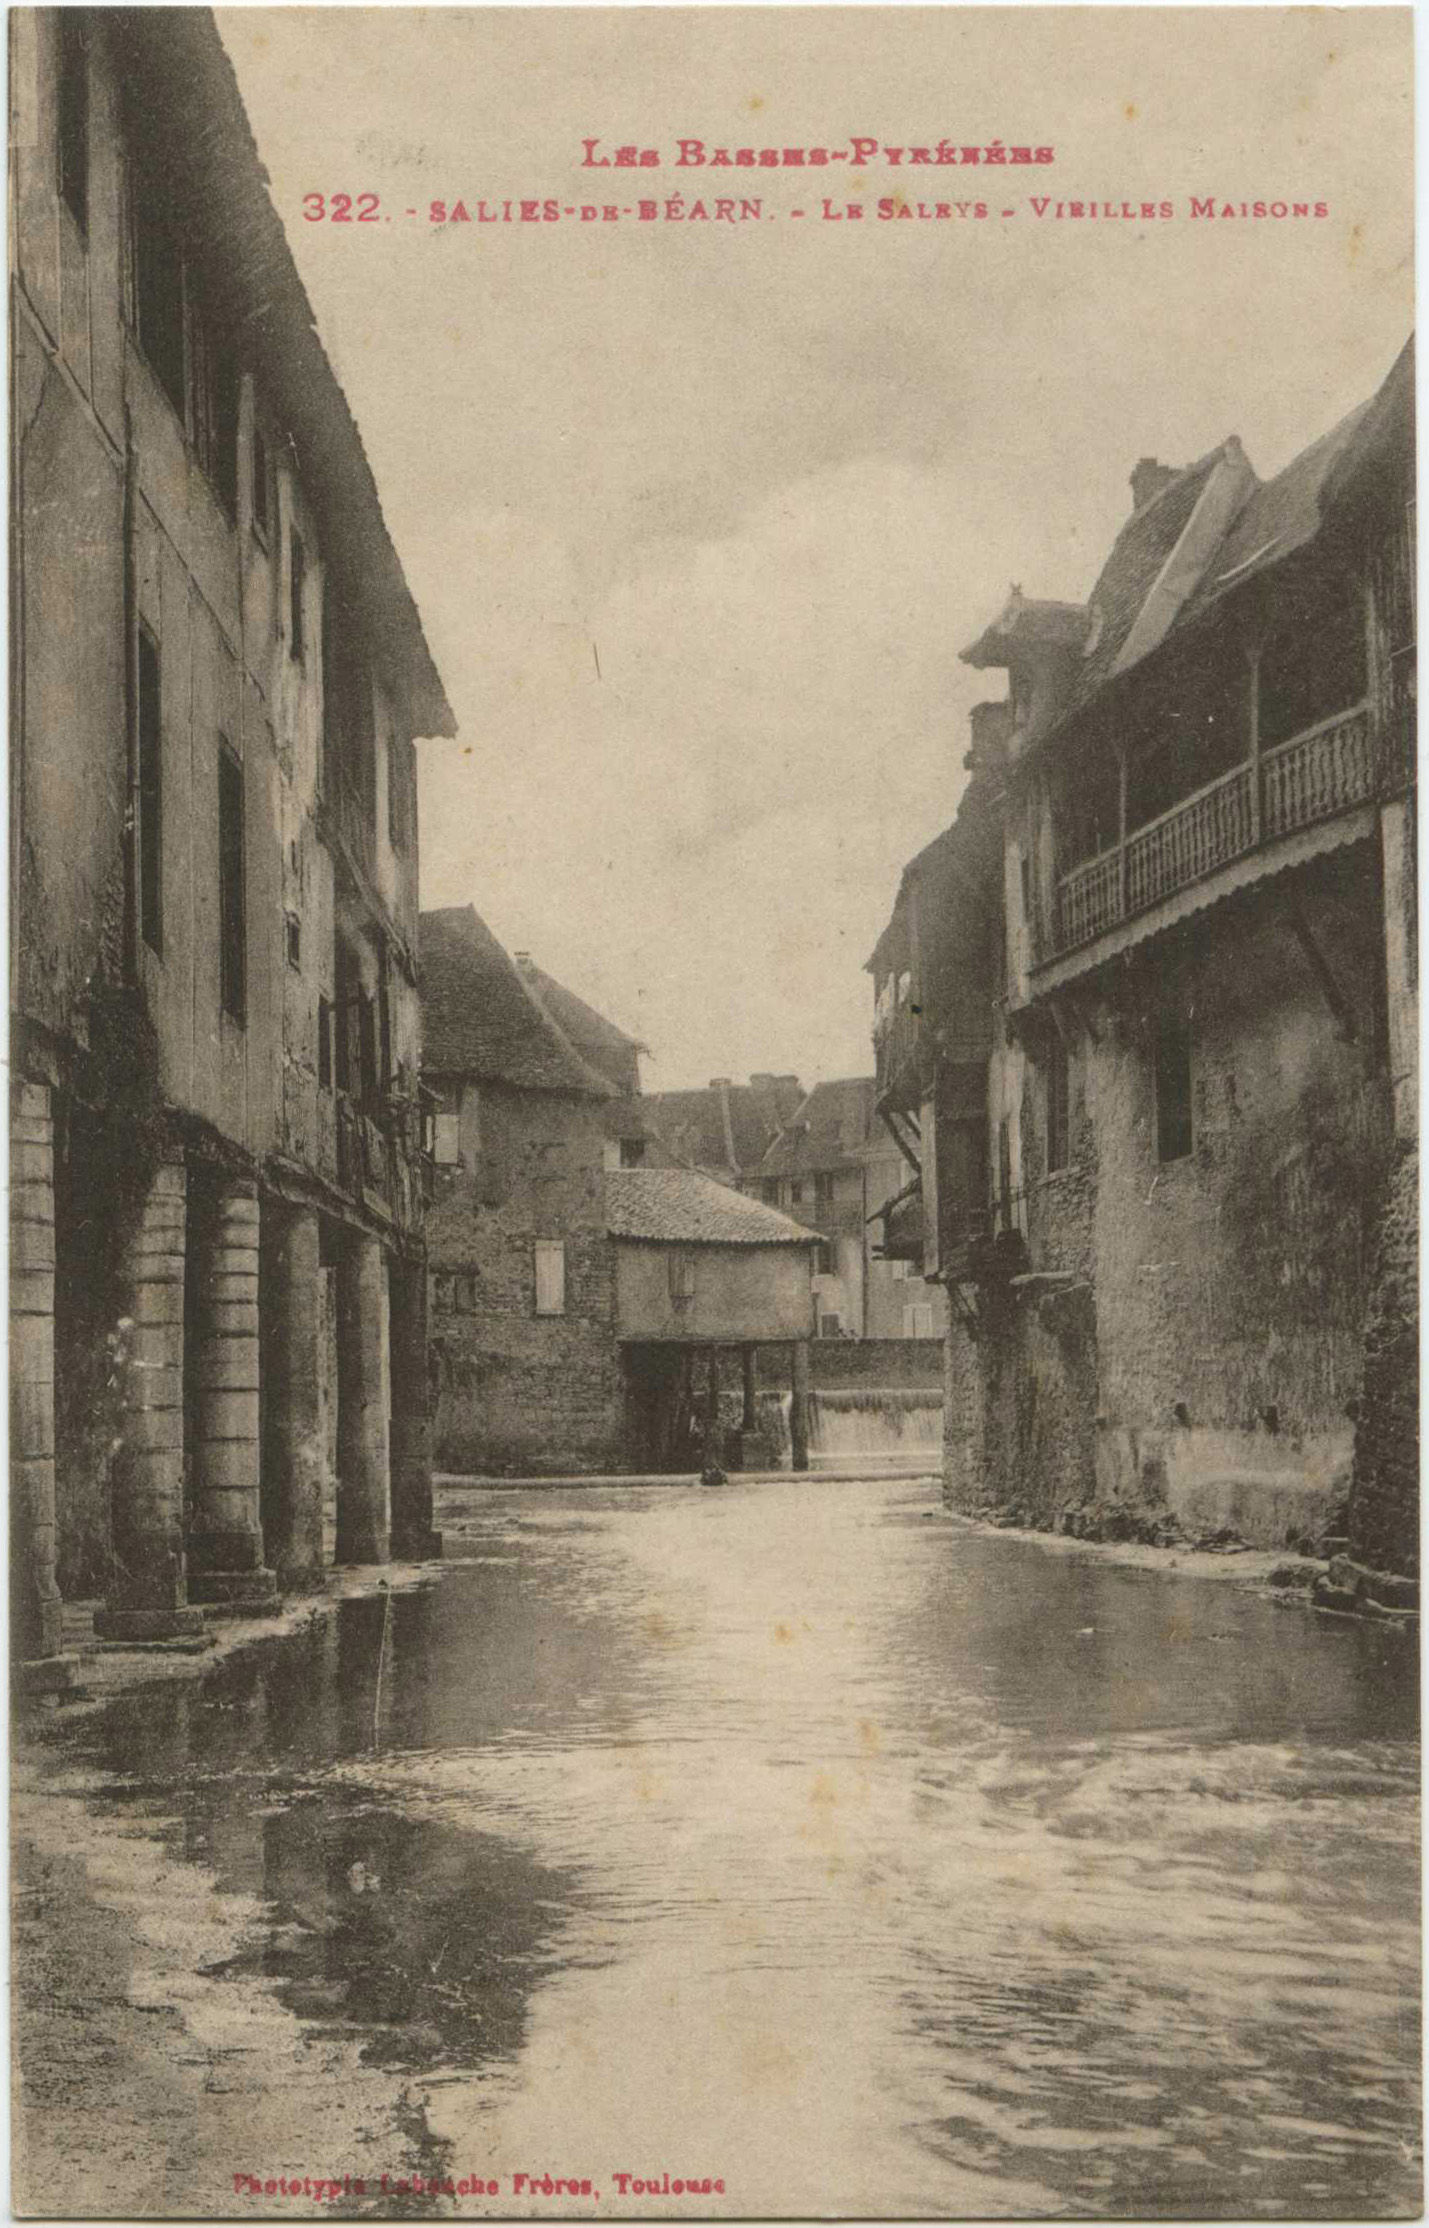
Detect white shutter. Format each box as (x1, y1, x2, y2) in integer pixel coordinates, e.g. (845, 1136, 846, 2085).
(534, 1239, 566, 1316)
(434, 1113, 461, 1165)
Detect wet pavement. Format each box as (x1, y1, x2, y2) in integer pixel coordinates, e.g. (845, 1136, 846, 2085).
(12, 1476, 1422, 2219)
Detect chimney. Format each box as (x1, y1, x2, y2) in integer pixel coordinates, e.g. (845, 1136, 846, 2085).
(709, 1077, 731, 1090)
(1130, 458, 1179, 513)
(514, 951, 533, 970)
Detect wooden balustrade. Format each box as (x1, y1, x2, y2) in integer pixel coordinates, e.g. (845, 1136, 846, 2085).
(1047, 703, 1372, 961)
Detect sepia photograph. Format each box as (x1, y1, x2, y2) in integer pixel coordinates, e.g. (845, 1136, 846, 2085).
(7, 4, 1420, 2219)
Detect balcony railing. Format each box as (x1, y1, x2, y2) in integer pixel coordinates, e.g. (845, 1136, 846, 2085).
(1046, 704, 1373, 963)
(873, 994, 923, 1105)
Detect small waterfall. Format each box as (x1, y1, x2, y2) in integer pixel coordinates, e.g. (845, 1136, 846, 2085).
(758, 1385, 943, 1469)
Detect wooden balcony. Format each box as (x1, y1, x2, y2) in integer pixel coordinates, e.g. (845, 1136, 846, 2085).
(873, 995, 924, 1111)
(1045, 704, 1374, 963)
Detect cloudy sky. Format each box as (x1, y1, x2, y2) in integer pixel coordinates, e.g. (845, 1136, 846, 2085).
(221, 7, 1412, 1090)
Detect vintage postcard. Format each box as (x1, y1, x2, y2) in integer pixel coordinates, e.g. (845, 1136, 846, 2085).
(8, 5, 1419, 2221)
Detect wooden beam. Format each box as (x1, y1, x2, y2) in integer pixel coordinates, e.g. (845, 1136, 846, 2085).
(1286, 896, 1358, 1043)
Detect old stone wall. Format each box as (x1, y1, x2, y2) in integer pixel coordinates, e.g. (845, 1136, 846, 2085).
(1345, 1141, 1419, 1582)
(946, 858, 1399, 1550)
(428, 1085, 624, 1474)
(756, 1338, 943, 1391)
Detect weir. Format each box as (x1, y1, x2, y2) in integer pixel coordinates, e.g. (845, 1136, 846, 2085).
(761, 1385, 944, 1469)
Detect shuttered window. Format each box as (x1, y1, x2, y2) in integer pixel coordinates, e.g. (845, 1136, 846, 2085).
(433, 1114, 461, 1166)
(534, 1240, 566, 1317)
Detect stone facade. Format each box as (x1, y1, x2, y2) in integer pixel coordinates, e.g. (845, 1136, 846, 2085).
(875, 345, 1417, 1576)
(10, 11, 452, 1666)
(428, 1086, 625, 1476)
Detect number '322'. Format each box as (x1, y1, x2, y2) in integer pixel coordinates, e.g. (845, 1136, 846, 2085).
(303, 193, 380, 222)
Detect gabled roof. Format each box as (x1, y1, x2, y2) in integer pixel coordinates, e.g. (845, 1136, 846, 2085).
(960, 592, 1088, 670)
(642, 1076, 803, 1175)
(116, 11, 454, 740)
(1181, 399, 1376, 623)
(419, 907, 614, 1098)
(515, 958, 649, 1085)
(759, 1079, 877, 1177)
(606, 1169, 819, 1246)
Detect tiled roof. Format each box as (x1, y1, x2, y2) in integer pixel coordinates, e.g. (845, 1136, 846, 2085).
(515, 958, 649, 1088)
(642, 1076, 803, 1176)
(759, 1079, 877, 1177)
(1050, 444, 1226, 725)
(419, 907, 614, 1097)
(606, 1169, 820, 1246)
(1180, 400, 1375, 624)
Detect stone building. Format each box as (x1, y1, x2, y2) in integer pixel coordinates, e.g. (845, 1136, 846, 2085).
(420, 905, 626, 1476)
(10, 9, 454, 1681)
(871, 344, 1416, 1596)
(421, 909, 825, 1478)
(755, 1077, 947, 1342)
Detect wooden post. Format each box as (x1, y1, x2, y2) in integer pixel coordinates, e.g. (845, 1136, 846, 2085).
(703, 1347, 721, 1470)
(790, 1339, 811, 1473)
(741, 1345, 758, 1432)
(1116, 741, 1129, 921)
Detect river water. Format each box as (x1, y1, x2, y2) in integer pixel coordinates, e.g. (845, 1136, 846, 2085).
(19, 1477, 1422, 2219)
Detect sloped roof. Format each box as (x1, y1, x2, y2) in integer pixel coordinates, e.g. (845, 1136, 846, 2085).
(419, 907, 614, 1097)
(1050, 443, 1229, 725)
(1180, 399, 1375, 623)
(759, 1079, 877, 1177)
(606, 1169, 819, 1246)
(642, 1076, 803, 1175)
(960, 592, 1089, 670)
(515, 958, 649, 1083)
(116, 12, 454, 740)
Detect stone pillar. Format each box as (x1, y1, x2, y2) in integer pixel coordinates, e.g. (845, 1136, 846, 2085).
(189, 1178, 278, 1613)
(335, 1231, 389, 1564)
(943, 1308, 988, 1512)
(790, 1338, 811, 1473)
(390, 1255, 441, 1560)
(96, 1151, 205, 1641)
(11, 1081, 73, 1682)
(261, 1204, 326, 1591)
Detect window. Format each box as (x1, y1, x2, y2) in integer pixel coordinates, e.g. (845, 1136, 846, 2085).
(789, 1181, 804, 1205)
(289, 530, 306, 661)
(1047, 1036, 1070, 1173)
(56, 13, 89, 234)
(217, 743, 246, 1024)
(136, 627, 163, 954)
(890, 1258, 911, 1281)
(819, 1312, 843, 1338)
(132, 170, 186, 419)
(814, 1172, 834, 1214)
(620, 1136, 647, 1168)
(285, 914, 301, 970)
(317, 995, 332, 1088)
(433, 1113, 461, 1166)
(191, 319, 239, 517)
(535, 1240, 566, 1316)
(904, 1302, 935, 1340)
(667, 1249, 696, 1305)
(358, 991, 378, 1100)
(815, 1239, 836, 1276)
(1155, 1013, 1194, 1163)
(761, 1178, 779, 1204)
(251, 419, 270, 541)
